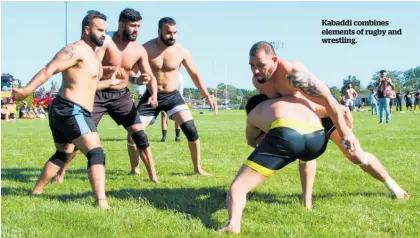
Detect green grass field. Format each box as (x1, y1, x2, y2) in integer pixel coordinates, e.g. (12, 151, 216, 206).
(2, 110, 420, 237)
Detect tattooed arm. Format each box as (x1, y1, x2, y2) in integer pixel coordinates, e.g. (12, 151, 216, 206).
(13, 44, 81, 100)
(286, 68, 355, 147)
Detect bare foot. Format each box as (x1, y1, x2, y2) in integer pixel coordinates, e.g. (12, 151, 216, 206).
(96, 199, 111, 210)
(32, 190, 43, 195)
(151, 178, 160, 184)
(53, 173, 64, 184)
(194, 169, 212, 176)
(300, 194, 312, 210)
(129, 170, 140, 175)
(217, 224, 240, 234)
(391, 190, 410, 199)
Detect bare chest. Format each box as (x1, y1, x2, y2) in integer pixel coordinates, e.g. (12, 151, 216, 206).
(149, 49, 183, 72)
(83, 52, 102, 79)
(103, 45, 139, 71)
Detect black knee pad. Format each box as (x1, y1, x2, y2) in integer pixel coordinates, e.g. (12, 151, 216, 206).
(48, 151, 72, 167)
(180, 120, 199, 142)
(86, 147, 106, 168)
(131, 130, 149, 151)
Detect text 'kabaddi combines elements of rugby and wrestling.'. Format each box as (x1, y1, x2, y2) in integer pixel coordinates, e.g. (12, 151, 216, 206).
(320, 19, 402, 45)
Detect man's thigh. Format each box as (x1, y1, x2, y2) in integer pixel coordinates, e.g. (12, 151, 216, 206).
(108, 93, 141, 128)
(171, 110, 193, 125)
(72, 132, 102, 155)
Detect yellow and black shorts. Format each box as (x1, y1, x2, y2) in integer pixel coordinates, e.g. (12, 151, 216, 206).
(244, 119, 329, 177)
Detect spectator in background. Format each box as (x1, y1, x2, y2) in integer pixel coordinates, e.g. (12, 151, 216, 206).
(376, 70, 393, 123)
(414, 89, 420, 113)
(19, 101, 31, 119)
(34, 102, 48, 119)
(395, 91, 403, 112)
(404, 90, 413, 112)
(1, 104, 10, 120)
(389, 86, 396, 114)
(368, 88, 378, 115)
(344, 84, 358, 111)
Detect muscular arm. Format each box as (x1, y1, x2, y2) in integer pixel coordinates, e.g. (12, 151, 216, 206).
(137, 47, 157, 96)
(182, 48, 212, 100)
(286, 68, 352, 140)
(23, 45, 81, 96)
(246, 120, 262, 148)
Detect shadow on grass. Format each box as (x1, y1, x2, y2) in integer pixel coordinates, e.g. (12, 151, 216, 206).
(101, 137, 181, 144)
(1, 167, 121, 183)
(110, 187, 291, 229)
(1, 185, 289, 229)
(1, 185, 387, 229)
(100, 138, 126, 142)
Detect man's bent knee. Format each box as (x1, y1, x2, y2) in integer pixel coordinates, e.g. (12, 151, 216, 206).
(127, 135, 136, 147)
(49, 151, 73, 167)
(350, 152, 370, 167)
(131, 130, 149, 151)
(180, 120, 199, 142)
(86, 147, 106, 168)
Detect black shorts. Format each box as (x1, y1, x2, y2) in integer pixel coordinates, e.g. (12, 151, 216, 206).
(49, 95, 97, 144)
(92, 88, 141, 128)
(245, 119, 328, 176)
(137, 89, 188, 120)
(321, 117, 336, 139)
(406, 102, 412, 107)
(415, 100, 420, 106)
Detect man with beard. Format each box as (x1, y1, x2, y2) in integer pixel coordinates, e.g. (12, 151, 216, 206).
(12, 11, 117, 209)
(56, 8, 159, 184)
(248, 41, 409, 201)
(127, 17, 217, 179)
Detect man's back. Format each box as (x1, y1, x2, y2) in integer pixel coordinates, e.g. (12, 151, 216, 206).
(248, 96, 320, 133)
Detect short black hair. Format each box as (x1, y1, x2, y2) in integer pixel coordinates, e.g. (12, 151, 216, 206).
(82, 10, 107, 29)
(245, 94, 269, 115)
(158, 17, 176, 29)
(380, 70, 387, 74)
(119, 8, 142, 22)
(249, 41, 276, 57)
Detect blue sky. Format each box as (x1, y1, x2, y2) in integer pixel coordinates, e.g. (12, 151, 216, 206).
(2, 1, 420, 91)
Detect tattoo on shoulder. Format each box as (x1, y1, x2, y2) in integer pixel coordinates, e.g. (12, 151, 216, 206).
(287, 69, 322, 97)
(56, 46, 75, 61)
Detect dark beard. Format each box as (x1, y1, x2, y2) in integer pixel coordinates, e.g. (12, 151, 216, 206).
(123, 29, 136, 41)
(91, 34, 104, 47)
(159, 34, 175, 46)
(256, 77, 269, 84)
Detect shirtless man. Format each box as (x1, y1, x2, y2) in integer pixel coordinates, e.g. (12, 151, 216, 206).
(248, 41, 408, 203)
(127, 17, 217, 178)
(219, 94, 333, 234)
(12, 11, 117, 209)
(56, 8, 159, 183)
(344, 84, 358, 111)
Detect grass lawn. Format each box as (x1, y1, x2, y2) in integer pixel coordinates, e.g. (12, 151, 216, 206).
(1, 109, 419, 237)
